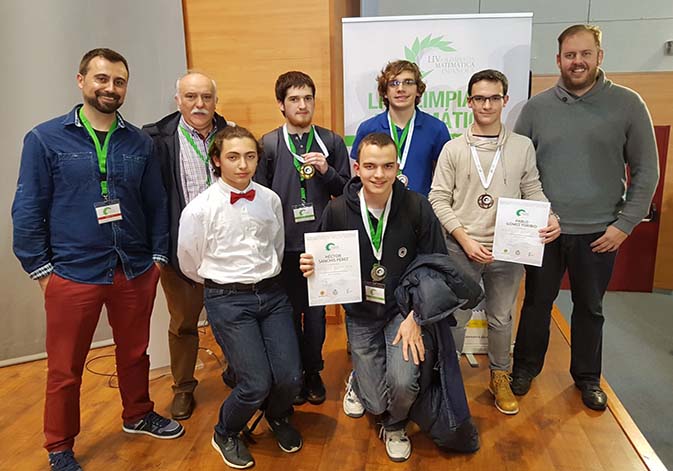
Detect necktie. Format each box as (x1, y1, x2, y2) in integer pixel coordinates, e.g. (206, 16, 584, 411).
(230, 189, 256, 204)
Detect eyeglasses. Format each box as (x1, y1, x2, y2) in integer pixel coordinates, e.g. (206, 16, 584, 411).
(469, 95, 505, 104)
(388, 79, 417, 88)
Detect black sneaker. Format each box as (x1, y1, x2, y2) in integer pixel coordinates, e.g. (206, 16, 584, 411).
(211, 432, 254, 469)
(305, 372, 326, 405)
(122, 410, 184, 439)
(48, 450, 82, 471)
(267, 416, 303, 453)
(510, 372, 534, 396)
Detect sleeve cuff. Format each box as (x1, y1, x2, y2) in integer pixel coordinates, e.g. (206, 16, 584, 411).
(29, 263, 54, 280)
(153, 255, 169, 265)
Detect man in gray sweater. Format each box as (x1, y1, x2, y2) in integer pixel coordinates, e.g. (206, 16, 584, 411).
(511, 24, 659, 410)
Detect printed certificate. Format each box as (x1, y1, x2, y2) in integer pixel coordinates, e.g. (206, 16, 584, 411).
(492, 197, 550, 267)
(305, 230, 362, 306)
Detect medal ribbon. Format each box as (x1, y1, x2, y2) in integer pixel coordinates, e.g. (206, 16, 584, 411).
(179, 124, 214, 186)
(358, 189, 393, 262)
(387, 110, 415, 171)
(79, 107, 118, 198)
(469, 145, 502, 191)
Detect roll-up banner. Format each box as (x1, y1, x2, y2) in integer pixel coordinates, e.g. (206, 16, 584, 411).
(342, 13, 533, 147)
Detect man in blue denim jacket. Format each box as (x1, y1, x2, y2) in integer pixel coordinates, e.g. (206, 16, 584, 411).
(11, 48, 183, 471)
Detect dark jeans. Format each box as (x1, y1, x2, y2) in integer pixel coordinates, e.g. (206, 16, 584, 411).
(205, 282, 302, 437)
(281, 251, 326, 374)
(513, 233, 617, 386)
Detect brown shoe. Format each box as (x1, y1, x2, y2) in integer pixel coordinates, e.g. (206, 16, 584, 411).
(171, 392, 195, 420)
(489, 370, 519, 415)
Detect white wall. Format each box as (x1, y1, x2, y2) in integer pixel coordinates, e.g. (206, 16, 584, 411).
(361, 0, 673, 73)
(0, 0, 187, 363)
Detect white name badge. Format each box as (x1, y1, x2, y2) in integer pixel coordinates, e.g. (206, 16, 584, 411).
(94, 199, 123, 224)
(364, 281, 385, 304)
(293, 203, 315, 223)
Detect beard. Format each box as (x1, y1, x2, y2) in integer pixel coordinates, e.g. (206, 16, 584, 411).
(560, 64, 599, 93)
(286, 112, 312, 129)
(85, 91, 123, 114)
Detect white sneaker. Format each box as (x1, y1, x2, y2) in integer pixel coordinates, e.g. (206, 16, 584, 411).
(379, 426, 412, 462)
(343, 371, 365, 418)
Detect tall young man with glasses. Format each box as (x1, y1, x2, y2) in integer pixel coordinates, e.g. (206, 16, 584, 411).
(429, 69, 560, 415)
(350, 60, 450, 196)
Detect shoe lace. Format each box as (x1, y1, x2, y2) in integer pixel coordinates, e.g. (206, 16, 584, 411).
(493, 373, 512, 391)
(144, 411, 170, 429)
(379, 427, 409, 443)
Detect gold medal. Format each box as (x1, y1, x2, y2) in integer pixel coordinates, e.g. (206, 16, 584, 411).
(477, 193, 494, 209)
(300, 163, 315, 180)
(370, 263, 387, 282)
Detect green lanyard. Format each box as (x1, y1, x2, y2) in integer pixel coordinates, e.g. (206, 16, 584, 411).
(179, 125, 214, 185)
(387, 114, 411, 161)
(79, 107, 117, 197)
(366, 207, 386, 252)
(288, 127, 315, 202)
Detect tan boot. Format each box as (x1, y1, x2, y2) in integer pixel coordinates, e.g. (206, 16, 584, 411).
(489, 370, 519, 415)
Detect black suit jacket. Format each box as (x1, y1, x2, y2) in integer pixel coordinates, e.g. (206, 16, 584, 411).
(142, 111, 228, 280)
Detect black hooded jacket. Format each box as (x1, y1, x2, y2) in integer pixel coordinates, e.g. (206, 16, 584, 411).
(320, 177, 447, 320)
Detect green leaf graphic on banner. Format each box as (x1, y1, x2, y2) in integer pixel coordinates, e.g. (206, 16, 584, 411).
(403, 35, 456, 77)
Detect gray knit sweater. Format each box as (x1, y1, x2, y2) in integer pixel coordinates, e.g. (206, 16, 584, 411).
(514, 69, 659, 235)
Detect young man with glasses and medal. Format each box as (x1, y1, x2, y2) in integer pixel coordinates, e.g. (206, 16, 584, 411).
(429, 70, 560, 415)
(299, 133, 448, 462)
(350, 60, 450, 196)
(256, 71, 350, 406)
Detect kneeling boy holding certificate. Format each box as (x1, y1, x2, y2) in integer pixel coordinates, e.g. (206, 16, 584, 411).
(300, 132, 447, 462)
(178, 126, 302, 469)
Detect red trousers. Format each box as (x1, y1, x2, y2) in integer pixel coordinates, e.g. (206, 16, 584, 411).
(43, 265, 160, 452)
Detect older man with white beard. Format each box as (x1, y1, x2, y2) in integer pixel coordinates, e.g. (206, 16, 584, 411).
(143, 71, 230, 420)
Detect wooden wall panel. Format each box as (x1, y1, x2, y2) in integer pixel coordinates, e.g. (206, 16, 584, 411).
(532, 73, 673, 290)
(183, 0, 358, 139)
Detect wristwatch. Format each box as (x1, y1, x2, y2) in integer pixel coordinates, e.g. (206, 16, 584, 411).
(550, 211, 560, 222)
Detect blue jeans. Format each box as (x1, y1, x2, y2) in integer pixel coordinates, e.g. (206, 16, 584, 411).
(205, 282, 302, 437)
(346, 313, 420, 430)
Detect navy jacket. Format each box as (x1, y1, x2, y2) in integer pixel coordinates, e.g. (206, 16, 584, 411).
(12, 105, 168, 284)
(395, 254, 483, 453)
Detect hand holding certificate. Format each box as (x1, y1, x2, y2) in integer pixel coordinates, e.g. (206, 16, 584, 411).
(492, 198, 550, 267)
(304, 230, 362, 306)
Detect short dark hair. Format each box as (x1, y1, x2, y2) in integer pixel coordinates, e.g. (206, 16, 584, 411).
(79, 48, 129, 76)
(275, 71, 316, 102)
(557, 24, 602, 53)
(376, 60, 427, 107)
(356, 132, 396, 162)
(209, 125, 261, 177)
(467, 69, 509, 96)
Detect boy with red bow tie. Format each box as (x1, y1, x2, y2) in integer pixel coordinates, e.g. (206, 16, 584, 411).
(177, 125, 303, 469)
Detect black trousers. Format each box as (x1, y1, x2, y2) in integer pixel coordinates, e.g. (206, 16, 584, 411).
(281, 251, 326, 374)
(513, 233, 617, 386)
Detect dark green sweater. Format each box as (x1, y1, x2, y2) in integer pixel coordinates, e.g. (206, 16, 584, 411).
(514, 70, 659, 235)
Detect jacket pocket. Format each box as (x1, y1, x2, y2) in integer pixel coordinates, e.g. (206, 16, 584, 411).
(122, 154, 147, 187)
(55, 152, 96, 188)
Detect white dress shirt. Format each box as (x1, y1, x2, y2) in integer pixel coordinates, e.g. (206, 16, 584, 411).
(177, 178, 285, 284)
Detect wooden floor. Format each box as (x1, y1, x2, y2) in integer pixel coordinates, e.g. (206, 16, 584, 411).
(0, 310, 661, 470)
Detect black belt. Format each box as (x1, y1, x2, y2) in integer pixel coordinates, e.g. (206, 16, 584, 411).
(204, 275, 281, 292)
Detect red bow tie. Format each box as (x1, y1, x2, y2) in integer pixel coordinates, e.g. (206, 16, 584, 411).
(230, 189, 256, 204)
